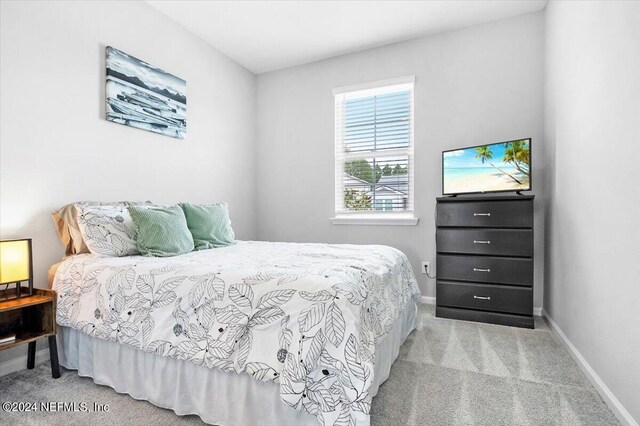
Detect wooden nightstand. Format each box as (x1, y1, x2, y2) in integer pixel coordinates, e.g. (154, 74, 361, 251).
(0, 288, 60, 378)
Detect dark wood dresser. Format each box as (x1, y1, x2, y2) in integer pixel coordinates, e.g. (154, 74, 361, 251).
(436, 195, 534, 328)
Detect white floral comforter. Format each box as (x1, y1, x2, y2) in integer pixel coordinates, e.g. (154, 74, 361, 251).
(53, 241, 420, 425)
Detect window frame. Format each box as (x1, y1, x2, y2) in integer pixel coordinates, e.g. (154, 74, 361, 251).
(331, 76, 418, 226)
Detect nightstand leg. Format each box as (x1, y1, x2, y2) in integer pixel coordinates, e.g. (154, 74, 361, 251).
(27, 341, 36, 369)
(48, 335, 61, 379)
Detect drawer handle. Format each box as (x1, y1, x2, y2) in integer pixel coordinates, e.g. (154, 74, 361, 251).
(473, 213, 491, 216)
(473, 240, 491, 244)
(474, 295, 491, 300)
(473, 268, 491, 272)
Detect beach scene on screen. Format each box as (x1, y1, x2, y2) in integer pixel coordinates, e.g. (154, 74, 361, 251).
(443, 139, 530, 194)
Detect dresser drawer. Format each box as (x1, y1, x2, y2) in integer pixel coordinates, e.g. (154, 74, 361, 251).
(437, 281, 533, 315)
(437, 229, 533, 257)
(436, 306, 534, 329)
(436, 200, 533, 228)
(437, 254, 532, 286)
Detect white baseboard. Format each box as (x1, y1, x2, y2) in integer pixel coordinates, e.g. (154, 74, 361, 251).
(533, 306, 542, 316)
(420, 296, 435, 305)
(542, 309, 638, 426)
(0, 348, 50, 377)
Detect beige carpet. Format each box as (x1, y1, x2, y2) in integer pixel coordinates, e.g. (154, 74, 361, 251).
(0, 305, 619, 425)
(373, 305, 619, 425)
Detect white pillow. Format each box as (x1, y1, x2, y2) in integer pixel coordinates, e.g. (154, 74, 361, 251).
(75, 204, 139, 256)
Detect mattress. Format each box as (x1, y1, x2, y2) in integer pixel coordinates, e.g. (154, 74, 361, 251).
(52, 241, 421, 425)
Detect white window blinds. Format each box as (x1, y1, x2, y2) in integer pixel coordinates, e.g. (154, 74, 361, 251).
(334, 77, 415, 215)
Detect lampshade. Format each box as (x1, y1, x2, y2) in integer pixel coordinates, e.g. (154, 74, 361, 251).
(0, 239, 32, 285)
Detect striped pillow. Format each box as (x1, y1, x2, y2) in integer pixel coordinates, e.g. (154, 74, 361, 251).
(180, 202, 235, 250)
(128, 205, 194, 257)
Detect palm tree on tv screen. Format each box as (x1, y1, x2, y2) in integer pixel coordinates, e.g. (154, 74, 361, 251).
(474, 145, 522, 184)
(503, 140, 530, 176)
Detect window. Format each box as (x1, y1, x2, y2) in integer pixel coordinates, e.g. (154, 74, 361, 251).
(332, 76, 416, 225)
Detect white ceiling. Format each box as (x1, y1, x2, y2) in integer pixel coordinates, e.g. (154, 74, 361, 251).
(146, 0, 547, 74)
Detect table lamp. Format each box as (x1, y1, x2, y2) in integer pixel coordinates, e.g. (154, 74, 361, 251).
(0, 239, 33, 299)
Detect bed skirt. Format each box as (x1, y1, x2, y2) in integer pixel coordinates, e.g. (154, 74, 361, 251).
(58, 300, 417, 426)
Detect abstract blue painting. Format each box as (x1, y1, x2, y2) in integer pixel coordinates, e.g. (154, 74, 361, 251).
(106, 46, 186, 139)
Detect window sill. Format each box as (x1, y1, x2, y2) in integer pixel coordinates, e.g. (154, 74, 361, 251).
(329, 216, 419, 226)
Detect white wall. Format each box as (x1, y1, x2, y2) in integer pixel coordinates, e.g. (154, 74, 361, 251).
(544, 1, 640, 423)
(0, 1, 256, 364)
(256, 12, 545, 302)
(0, 0, 257, 281)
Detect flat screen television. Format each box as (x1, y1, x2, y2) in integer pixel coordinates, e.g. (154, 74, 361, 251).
(442, 138, 531, 195)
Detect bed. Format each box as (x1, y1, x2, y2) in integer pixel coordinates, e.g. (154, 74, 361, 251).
(52, 240, 420, 426)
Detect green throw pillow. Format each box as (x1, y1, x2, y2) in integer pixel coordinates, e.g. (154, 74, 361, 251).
(128, 205, 194, 257)
(180, 202, 235, 250)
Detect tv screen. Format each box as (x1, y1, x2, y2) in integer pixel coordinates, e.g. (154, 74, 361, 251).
(442, 138, 531, 195)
